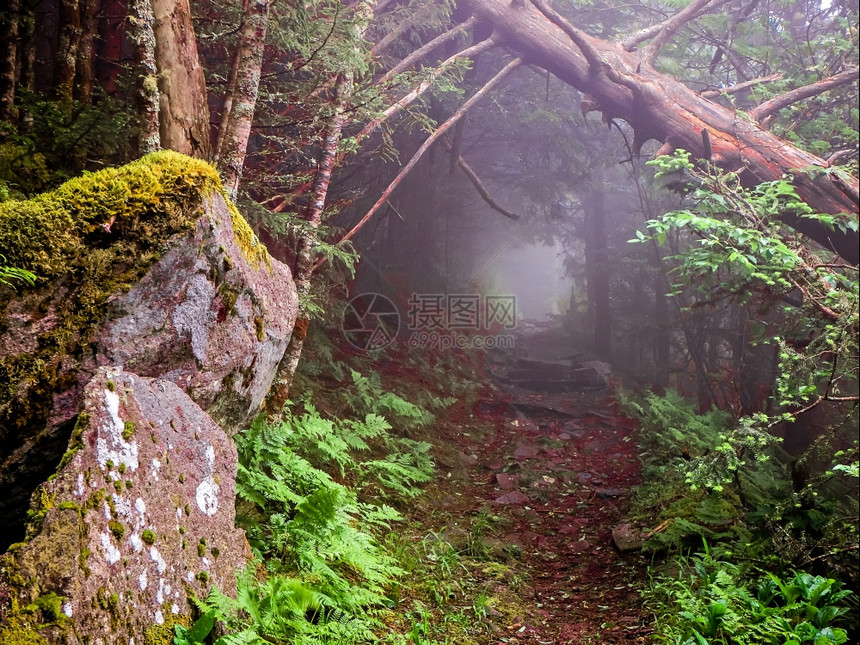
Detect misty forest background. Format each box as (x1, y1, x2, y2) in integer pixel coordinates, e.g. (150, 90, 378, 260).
(0, 0, 858, 642)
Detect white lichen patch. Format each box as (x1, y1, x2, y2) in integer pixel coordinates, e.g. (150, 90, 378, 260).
(150, 458, 161, 482)
(135, 497, 146, 514)
(154, 609, 164, 625)
(112, 494, 131, 519)
(130, 533, 143, 553)
(63, 602, 73, 617)
(172, 274, 217, 363)
(171, 603, 179, 614)
(138, 568, 148, 591)
(76, 473, 85, 497)
(195, 443, 219, 516)
(99, 531, 120, 564)
(102, 500, 111, 521)
(186, 571, 194, 583)
(150, 545, 167, 574)
(95, 389, 139, 473)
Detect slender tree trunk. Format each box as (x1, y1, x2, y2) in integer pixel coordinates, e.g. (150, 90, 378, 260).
(96, 0, 125, 94)
(653, 272, 671, 389)
(215, 0, 271, 200)
(0, 0, 19, 120)
(73, 0, 96, 102)
(266, 81, 347, 414)
(55, 0, 81, 103)
(584, 185, 611, 359)
(152, 0, 210, 158)
(128, 0, 160, 154)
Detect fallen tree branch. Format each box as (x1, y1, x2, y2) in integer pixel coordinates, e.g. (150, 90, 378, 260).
(642, 0, 730, 66)
(452, 150, 520, 220)
(699, 73, 782, 98)
(621, 0, 730, 52)
(750, 67, 859, 123)
(316, 57, 523, 270)
(378, 16, 478, 85)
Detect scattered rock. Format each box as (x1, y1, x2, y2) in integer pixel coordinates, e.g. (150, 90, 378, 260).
(570, 540, 591, 553)
(612, 523, 643, 552)
(513, 444, 538, 460)
(595, 487, 622, 499)
(495, 473, 519, 490)
(493, 491, 531, 505)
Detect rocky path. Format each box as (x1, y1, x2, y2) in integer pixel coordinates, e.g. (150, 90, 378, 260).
(423, 326, 653, 644)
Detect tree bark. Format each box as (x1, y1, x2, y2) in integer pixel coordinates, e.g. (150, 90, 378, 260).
(152, 0, 211, 158)
(55, 0, 81, 104)
(0, 0, 19, 120)
(266, 78, 348, 415)
(73, 0, 97, 101)
(215, 0, 271, 200)
(128, 0, 160, 154)
(584, 185, 611, 359)
(463, 0, 859, 263)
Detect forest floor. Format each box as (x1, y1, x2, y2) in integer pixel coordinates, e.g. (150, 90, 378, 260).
(384, 322, 656, 644)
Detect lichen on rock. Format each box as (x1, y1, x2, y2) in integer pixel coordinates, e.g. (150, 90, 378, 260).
(0, 367, 250, 643)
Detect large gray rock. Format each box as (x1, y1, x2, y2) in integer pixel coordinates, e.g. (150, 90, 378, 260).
(0, 368, 251, 643)
(93, 193, 296, 431)
(0, 175, 296, 547)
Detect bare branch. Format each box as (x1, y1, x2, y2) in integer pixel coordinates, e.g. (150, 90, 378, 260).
(529, 0, 604, 74)
(636, 0, 732, 63)
(446, 146, 520, 219)
(356, 37, 496, 144)
(371, 3, 435, 55)
(750, 67, 859, 123)
(700, 73, 782, 98)
(379, 16, 477, 85)
(318, 57, 523, 269)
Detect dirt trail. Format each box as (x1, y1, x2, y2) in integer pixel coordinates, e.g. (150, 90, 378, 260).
(425, 324, 653, 644)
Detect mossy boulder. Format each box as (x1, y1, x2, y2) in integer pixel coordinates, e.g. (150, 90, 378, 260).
(0, 151, 297, 548)
(0, 367, 250, 643)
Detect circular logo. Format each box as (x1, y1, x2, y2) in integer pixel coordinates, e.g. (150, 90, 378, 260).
(342, 293, 400, 351)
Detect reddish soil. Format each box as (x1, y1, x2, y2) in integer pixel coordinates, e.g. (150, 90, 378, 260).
(413, 329, 654, 644)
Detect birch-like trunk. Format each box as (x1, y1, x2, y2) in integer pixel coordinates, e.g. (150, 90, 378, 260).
(215, 0, 271, 200)
(129, 0, 160, 154)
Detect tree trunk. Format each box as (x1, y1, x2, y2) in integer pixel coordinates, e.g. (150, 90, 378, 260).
(215, 0, 271, 200)
(584, 185, 611, 359)
(0, 0, 19, 120)
(73, 0, 96, 101)
(128, 0, 160, 154)
(464, 0, 859, 263)
(152, 0, 211, 158)
(266, 80, 348, 414)
(55, 0, 80, 103)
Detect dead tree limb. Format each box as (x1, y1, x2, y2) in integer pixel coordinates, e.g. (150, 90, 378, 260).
(700, 73, 782, 99)
(318, 57, 523, 269)
(750, 67, 859, 123)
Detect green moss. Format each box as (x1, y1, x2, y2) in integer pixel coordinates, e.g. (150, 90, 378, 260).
(118, 462, 126, 474)
(79, 547, 91, 575)
(141, 529, 156, 545)
(210, 547, 220, 559)
(196, 571, 209, 583)
(225, 199, 270, 270)
(106, 381, 116, 392)
(0, 615, 50, 644)
(113, 480, 123, 493)
(143, 612, 191, 645)
(108, 520, 125, 540)
(56, 412, 90, 473)
(25, 592, 65, 623)
(122, 421, 135, 441)
(57, 501, 78, 511)
(254, 315, 265, 341)
(178, 473, 184, 483)
(0, 151, 265, 437)
(197, 542, 206, 558)
(125, 480, 133, 490)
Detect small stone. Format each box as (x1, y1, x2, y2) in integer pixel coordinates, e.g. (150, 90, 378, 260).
(495, 473, 519, 490)
(513, 444, 538, 460)
(493, 491, 530, 505)
(612, 523, 643, 552)
(570, 540, 591, 553)
(595, 487, 622, 499)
